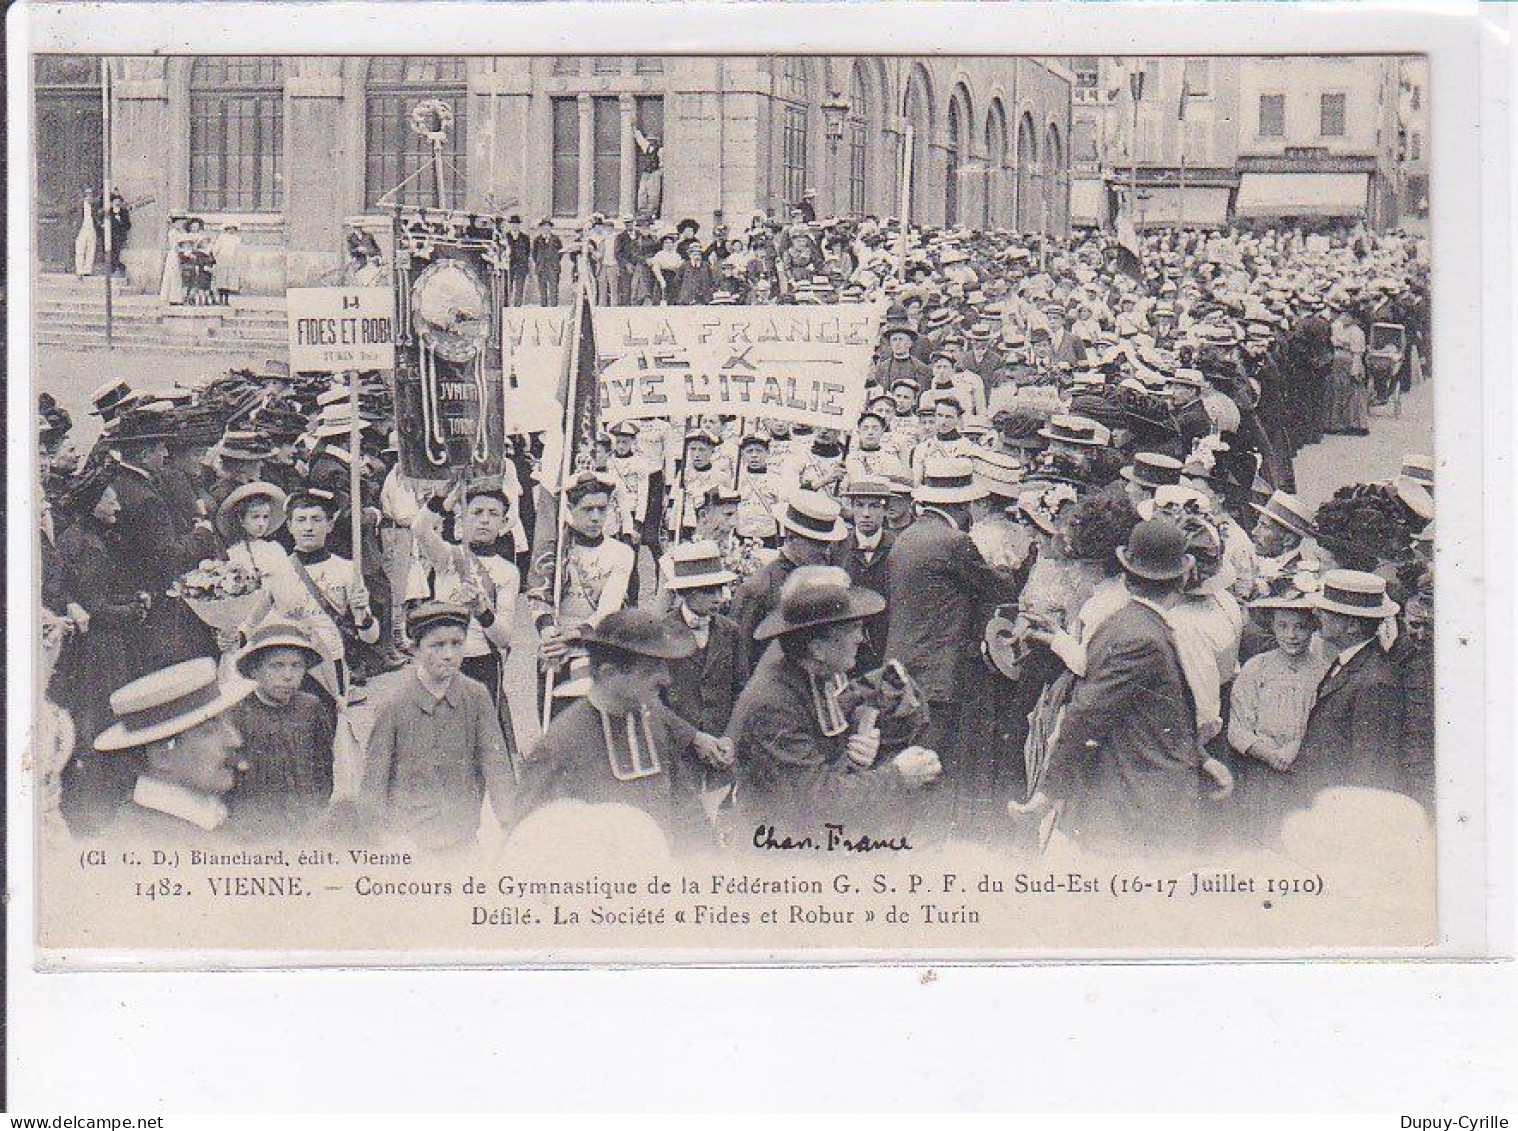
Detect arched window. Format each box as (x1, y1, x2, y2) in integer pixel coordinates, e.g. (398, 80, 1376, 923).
(847, 61, 871, 215)
(1015, 112, 1038, 231)
(903, 66, 933, 224)
(984, 100, 1009, 229)
(1046, 124, 1065, 235)
(365, 57, 468, 209)
(777, 58, 811, 207)
(945, 97, 963, 227)
(189, 57, 284, 212)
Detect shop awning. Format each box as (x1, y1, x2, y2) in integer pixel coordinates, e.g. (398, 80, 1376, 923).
(1234, 172, 1370, 219)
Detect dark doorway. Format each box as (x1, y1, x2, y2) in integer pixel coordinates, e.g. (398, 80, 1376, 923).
(35, 56, 103, 273)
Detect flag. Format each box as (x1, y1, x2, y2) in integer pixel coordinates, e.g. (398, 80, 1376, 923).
(524, 270, 599, 613)
(1114, 205, 1144, 283)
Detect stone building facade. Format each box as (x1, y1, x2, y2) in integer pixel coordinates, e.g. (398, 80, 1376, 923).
(35, 54, 1073, 296)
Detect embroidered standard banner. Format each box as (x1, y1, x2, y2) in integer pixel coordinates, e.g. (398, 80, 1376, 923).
(286, 286, 396, 371)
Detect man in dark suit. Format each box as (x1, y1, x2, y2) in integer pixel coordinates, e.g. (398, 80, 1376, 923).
(729, 490, 848, 672)
(660, 541, 748, 741)
(840, 477, 896, 674)
(1045, 519, 1204, 855)
(884, 458, 1020, 828)
(1044, 304, 1087, 368)
(503, 214, 532, 307)
(1290, 570, 1406, 808)
(531, 219, 563, 306)
(959, 322, 1006, 388)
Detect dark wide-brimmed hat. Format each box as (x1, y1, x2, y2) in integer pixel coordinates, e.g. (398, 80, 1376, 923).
(1116, 519, 1192, 582)
(576, 609, 698, 660)
(754, 566, 886, 642)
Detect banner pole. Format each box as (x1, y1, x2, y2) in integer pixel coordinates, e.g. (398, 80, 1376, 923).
(541, 271, 590, 728)
(348, 370, 364, 574)
(101, 59, 113, 349)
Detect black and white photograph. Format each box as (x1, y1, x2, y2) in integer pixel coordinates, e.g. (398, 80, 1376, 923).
(21, 44, 1461, 957)
(8, 0, 1516, 1117)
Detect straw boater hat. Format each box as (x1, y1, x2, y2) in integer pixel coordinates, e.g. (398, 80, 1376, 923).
(1399, 453, 1435, 495)
(89, 379, 139, 418)
(662, 539, 738, 591)
(234, 620, 323, 679)
(1251, 489, 1319, 541)
(915, 456, 987, 505)
(215, 481, 288, 542)
(94, 658, 254, 752)
(774, 490, 849, 542)
(1115, 519, 1192, 582)
(1394, 477, 1435, 523)
(311, 405, 375, 440)
(843, 476, 894, 500)
(1310, 569, 1401, 619)
(1121, 452, 1185, 491)
(972, 448, 1025, 500)
(754, 565, 887, 642)
(576, 608, 698, 660)
(1250, 562, 1325, 612)
(218, 429, 276, 463)
(1037, 414, 1110, 448)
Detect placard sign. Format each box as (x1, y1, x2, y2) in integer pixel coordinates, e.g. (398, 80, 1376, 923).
(287, 287, 396, 371)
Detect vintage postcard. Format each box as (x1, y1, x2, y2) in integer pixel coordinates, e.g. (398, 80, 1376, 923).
(13, 2, 1498, 967)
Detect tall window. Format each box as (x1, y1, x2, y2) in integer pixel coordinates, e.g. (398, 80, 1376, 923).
(945, 97, 964, 226)
(847, 63, 869, 215)
(1259, 93, 1285, 138)
(189, 57, 284, 212)
(1183, 58, 1211, 96)
(778, 58, 810, 206)
(984, 103, 1008, 228)
(550, 94, 665, 218)
(551, 97, 580, 217)
(365, 57, 468, 208)
(1320, 92, 1347, 137)
(1410, 132, 1422, 162)
(592, 98, 621, 215)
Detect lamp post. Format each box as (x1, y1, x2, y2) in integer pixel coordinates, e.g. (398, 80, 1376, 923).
(821, 90, 851, 215)
(1128, 64, 1145, 231)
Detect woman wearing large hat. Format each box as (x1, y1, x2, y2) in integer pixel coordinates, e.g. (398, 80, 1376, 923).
(728, 566, 940, 839)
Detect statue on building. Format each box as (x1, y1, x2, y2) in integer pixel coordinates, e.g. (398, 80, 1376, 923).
(634, 127, 663, 218)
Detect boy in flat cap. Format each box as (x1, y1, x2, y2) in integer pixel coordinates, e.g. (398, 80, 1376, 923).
(358, 602, 517, 853)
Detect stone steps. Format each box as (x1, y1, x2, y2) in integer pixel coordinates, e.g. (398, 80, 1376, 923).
(32, 273, 289, 354)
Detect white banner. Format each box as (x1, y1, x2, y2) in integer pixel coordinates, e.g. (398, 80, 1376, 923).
(501, 303, 883, 435)
(286, 286, 396, 371)
(591, 304, 883, 430)
(501, 307, 575, 434)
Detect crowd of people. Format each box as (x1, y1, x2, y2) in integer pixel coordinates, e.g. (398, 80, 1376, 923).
(36, 212, 1435, 860)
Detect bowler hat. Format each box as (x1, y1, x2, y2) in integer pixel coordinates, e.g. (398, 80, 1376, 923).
(94, 658, 254, 752)
(576, 609, 698, 660)
(1116, 519, 1192, 581)
(753, 566, 886, 641)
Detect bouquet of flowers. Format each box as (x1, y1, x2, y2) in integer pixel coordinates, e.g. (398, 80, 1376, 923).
(168, 559, 266, 632)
